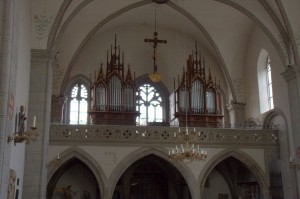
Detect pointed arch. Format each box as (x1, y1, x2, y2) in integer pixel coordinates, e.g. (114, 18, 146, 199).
(47, 147, 106, 199)
(262, 107, 287, 128)
(199, 149, 270, 199)
(51, 0, 290, 103)
(61, 75, 91, 124)
(262, 107, 296, 199)
(107, 147, 198, 199)
(135, 74, 170, 125)
(257, 49, 274, 114)
(62, 74, 91, 96)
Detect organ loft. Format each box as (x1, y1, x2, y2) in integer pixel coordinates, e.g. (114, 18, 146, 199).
(89, 37, 223, 127)
(88, 36, 139, 125)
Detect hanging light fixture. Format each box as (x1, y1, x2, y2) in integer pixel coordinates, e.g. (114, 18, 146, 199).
(169, 127, 207, 163)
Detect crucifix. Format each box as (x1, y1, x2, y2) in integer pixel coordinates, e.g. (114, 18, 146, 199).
(144, 31, 167, 75)
(144, 3, 167, 82)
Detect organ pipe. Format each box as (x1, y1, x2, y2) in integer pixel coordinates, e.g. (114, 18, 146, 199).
(89, 35, 137, 114)
(173, 42, 223, 117)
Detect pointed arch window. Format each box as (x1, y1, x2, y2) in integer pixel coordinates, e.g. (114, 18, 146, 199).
(258, 50, 274, 113)
(136, 83, 163, 126)
(69, 83, 88, 124)
(266, 56, 274, 110)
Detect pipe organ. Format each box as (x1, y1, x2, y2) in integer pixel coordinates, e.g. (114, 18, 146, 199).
(89, 36, 139, 125)
(170, 43, 223, 127)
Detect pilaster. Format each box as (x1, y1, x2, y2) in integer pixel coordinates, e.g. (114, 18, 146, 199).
(22, 49, 54, 199)
(226, 101, 246, 127)
(281, 65, 300, 157)
(0, 0, 15, 198)
(281, 65, 300, 198)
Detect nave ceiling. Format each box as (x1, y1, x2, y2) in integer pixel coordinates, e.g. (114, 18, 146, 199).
(32, 0, 299, 102)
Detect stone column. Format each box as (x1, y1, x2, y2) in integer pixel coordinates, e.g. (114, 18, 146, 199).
(226, 101, 246, 127)
(22, 50, 54, 199)
(0, 1, 15, 198)
(281, 65, 300, 198)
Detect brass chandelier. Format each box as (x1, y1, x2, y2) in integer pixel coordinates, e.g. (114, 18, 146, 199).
(169, 127, 207, 163)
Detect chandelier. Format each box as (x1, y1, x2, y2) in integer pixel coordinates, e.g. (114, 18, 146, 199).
(169, 127, 207, 162)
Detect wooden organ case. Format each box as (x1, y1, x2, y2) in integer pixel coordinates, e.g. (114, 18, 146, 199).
(170, 44, 223, 127)
(89, 37, 139, 125)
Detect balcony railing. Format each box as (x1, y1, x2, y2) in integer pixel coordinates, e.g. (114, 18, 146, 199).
(49, 124, 279, 147)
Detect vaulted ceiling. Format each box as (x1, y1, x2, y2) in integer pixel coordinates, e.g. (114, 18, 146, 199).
(46, 0, 298, 100)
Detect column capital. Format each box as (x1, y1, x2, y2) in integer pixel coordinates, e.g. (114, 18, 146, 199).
(226, 101, 246, 126)
(31, 49, 56, 64)
(226, 101, 246, 112)
(281, 65, 300, 82)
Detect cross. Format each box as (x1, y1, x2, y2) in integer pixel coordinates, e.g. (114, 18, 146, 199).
(144, 31, 167, 73)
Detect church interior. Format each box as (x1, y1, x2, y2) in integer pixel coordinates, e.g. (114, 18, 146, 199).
(1, 0, 300, 199)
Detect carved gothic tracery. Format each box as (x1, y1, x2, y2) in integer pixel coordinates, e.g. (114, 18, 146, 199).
(89, 35, 139, 125)
(170, 42, 223, 127)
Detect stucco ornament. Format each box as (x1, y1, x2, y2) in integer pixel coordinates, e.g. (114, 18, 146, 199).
(232, 78, 244, 103)
(33, 9, 52, 47)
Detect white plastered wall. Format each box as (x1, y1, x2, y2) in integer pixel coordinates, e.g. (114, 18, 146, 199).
(244, 26, 290, 124)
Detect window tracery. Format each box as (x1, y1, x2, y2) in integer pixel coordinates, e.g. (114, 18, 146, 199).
(69, 83, 88, 124)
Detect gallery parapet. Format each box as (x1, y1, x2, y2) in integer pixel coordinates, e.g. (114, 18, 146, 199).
(49, 124, 278, 147)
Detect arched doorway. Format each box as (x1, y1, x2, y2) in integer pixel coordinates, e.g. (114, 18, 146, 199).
(47, 157, 100, 199)
(113, 154, 190, 199)
(203, 157, 260, 199)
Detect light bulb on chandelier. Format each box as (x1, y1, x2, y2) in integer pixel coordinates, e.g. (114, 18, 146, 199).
(169, 127, 207, 163)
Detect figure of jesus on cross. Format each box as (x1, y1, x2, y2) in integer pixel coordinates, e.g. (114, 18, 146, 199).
(144, 31, 167, 82)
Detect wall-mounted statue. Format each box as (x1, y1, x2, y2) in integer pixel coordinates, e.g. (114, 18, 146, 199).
(18, 105, 26, 134)
(7, 169, 16, 199)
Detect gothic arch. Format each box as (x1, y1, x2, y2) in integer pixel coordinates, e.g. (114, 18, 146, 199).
(262, 107, 296, 198)
(135, 74, 170, 123)
(49, 0, 292, 102)
(61, 74, 91, 96)
(51, 0, 236, 101)
(199, 149, 270, 199)
(135, 74, 170, 97)
(262, 107, 288, 128)
(47, 147, 106, 199)
(107, 147, 197, 199)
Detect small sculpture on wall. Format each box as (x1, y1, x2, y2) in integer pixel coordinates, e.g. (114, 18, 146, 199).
(60, 185, 77, 199)
(83, 190, 90, 199)
(8, 106, 39, 143)
(18, 105, 26, 135)
(7, 169, 16, 199)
